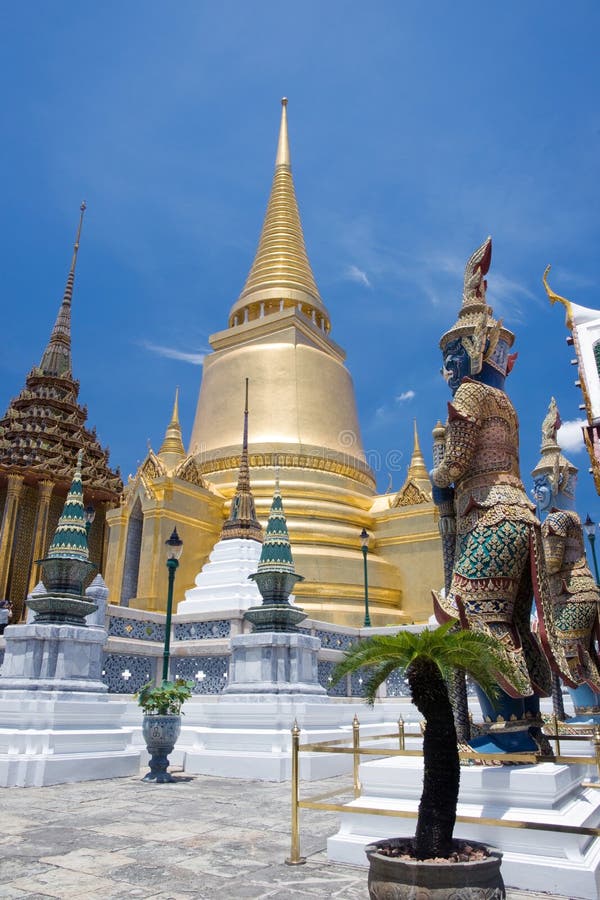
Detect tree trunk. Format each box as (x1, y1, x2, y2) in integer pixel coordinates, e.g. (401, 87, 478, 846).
(408, 658, 460, 860)
(551, 673, 566, 722)
(448, 666, 471, 743)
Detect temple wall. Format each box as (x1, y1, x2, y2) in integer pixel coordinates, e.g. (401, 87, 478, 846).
(373, 501, 443, 623)
(104, 479, 224, 613)
(0, 603, 419, 698)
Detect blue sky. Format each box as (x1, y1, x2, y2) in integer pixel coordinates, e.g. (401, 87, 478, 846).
(2, 3, 600, 528)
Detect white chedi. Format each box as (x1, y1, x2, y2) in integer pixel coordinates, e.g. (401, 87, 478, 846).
(177, 537, 263, 615)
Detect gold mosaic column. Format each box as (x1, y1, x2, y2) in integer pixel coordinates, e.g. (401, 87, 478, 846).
(0, 474, 25, 599)
(27, 479, 54, 595)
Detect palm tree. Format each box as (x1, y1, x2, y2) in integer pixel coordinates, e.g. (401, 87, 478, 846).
(333, 623, 516, 861)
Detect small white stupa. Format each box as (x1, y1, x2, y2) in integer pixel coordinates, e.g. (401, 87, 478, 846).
(177, 379, 263, 615)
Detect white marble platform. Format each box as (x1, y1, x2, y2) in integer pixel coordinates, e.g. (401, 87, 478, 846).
(122, 696, 415, 782)
(0, 690, 140, 787)
(328, 754, 600, 899)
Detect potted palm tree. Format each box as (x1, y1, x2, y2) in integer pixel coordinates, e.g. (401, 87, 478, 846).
(136, 679, 194, 784)
(333, 623, 514, 899)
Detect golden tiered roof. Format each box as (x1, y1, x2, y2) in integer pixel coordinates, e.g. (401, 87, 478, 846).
(228, 99, 330, 332)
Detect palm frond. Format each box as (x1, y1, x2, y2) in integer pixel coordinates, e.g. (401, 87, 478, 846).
(332, 623, 520, 704)
(363, 659, 401, 705)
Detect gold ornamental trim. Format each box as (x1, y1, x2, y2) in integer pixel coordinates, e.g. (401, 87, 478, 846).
(376, 530, 442, 547)
(198, 451, 376, 489)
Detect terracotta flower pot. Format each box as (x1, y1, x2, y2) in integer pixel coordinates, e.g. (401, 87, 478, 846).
(365, 838, 505, 899)
(142, 714, 181, 783)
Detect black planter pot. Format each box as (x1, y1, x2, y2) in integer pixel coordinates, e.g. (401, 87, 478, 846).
(365, 838, 505, 899)
(141, 714, 181, 783)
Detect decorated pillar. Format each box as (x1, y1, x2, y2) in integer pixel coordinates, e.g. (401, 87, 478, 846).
(27, 479, 54, 595)
(0, 473, 25, 599)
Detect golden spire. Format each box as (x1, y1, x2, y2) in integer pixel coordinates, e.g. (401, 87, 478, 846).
(221, 379, 263, 542)
(40, 202, 86, 377)
(275, 97, 291, 167)
(407, 420, 429, 483)
(158, 387, 186, 470)
(228, 99, 330, 330)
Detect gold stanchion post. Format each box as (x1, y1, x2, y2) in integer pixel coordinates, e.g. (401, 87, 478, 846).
(553, 714, 561, 757)
(285, 720, 306, 866)
(398, 715, 405, 751)
(593, 726, 600, 782)
(352, 714, 361, 798)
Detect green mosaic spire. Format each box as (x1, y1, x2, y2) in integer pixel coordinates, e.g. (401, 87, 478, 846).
(256, 478, 295, 575)
(47, 449, 89, 561)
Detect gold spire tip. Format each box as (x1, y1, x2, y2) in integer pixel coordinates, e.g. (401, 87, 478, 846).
(275, 97, 291, 168)
(170, 386, 180, 424)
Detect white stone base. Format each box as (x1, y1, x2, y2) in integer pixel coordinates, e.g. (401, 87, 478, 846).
(0, 690, 140, 787)
(327, 755, 600, 899)
(121, 696, 416, 782)
(177, 538, 264, 615)
(225, 632, 327, 697)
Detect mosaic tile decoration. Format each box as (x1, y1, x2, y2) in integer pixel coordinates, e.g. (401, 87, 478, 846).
(350, 669, 369, 697)
(108, 616, 165, 643)
(318, 660, 348, 697)
(385, 668, 411, 698)
(314, 629, 355, 651)
(174, 620, 231, 641)
(102, 653, 156, 693)
(171, 655, 230, 694)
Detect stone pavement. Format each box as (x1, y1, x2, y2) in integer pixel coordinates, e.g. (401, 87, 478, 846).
(0, 769, 569, 899)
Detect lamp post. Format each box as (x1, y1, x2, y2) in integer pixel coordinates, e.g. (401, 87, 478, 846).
(583, 514, 600, 586)
(162, 526, 184, 682)
(360, 527, 371, 628)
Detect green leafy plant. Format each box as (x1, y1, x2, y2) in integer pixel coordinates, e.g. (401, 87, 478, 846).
(135, 679, 195, 715)
(332, 622, 517, 861)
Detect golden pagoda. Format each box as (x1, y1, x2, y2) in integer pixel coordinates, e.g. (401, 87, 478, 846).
(0, 204, 122, 620)
(106, 100, 443, 624)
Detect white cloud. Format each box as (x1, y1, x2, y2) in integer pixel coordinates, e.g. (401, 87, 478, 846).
(558, 418, 586, 453)
(141, 341, 206, 365)
(345, 264, 371, 288)
(396, 390, 415, 403)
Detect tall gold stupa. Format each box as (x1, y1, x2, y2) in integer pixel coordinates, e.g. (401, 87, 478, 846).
(105, 100, 443, 625)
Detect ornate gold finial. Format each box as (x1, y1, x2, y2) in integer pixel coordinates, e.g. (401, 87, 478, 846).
(407, 420, 429, 482)
(158, 387, 186, 468)
(543, 265, 573, 328)
(275, 96, 291, 169)
(229, 99, 330, 331)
